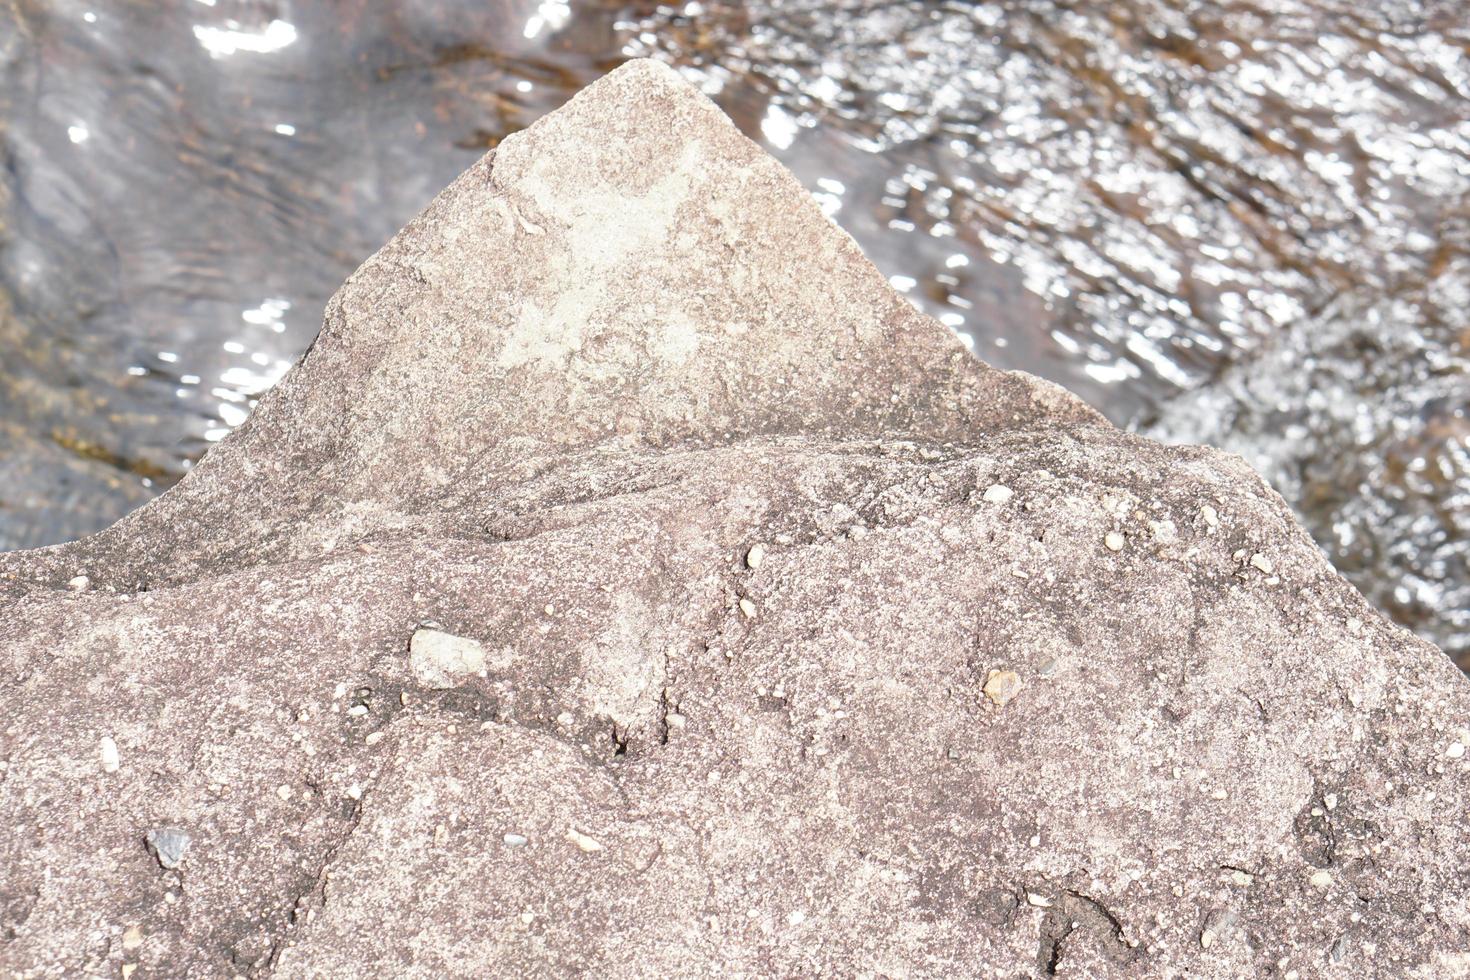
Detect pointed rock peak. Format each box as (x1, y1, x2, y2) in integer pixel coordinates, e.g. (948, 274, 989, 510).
(232, 59, 1097, 491)
(6, 60, 1100, 578)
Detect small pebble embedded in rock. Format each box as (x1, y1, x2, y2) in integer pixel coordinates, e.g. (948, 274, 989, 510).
(1104, 532, 1125, 552)
(144, 827, 192, 870)
(739, 598, 757, 619)
(746, 543, 765, 569)
(99, 736, 120, 774)
(982, 484, 1013, 505)
(983, 670, 1023, 707)
(1149, 519, 1177, 544)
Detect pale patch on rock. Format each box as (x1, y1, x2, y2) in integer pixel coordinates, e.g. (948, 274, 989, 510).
(496, 145, 700, 371)
(409, 627, 488, 690)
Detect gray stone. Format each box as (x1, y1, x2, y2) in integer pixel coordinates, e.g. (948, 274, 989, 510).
(1, 59, 1468, 977)
(143, 827, 191, 871)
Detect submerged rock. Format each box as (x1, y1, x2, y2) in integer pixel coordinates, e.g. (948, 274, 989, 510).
(1, 60, 1467, 977)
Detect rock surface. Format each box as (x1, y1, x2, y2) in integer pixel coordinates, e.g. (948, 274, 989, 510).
(2, 59, 1469, 978)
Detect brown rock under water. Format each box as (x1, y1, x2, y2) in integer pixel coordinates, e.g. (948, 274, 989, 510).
(2, 60, 1468, 977)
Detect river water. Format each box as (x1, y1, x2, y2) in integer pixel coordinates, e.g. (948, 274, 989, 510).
(2, 1, 1467, 666)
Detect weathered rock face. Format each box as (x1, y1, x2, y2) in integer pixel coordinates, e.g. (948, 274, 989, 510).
(2, 60, 1468, 978)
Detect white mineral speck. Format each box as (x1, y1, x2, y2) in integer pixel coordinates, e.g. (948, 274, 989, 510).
(1309, 870, 1333, 889)
(746, 543, 766, 569)
(277, 784, 292, 801)
(1201, 504, 1219, 528)
(982, 484, 1013, 504)
(1104, 532, 1125, 552)
(1447, 742, 1465, 759)
(739, 598, 757, 619)
(1250, 553, 1274, 574)
(67, 575, 89, 591)
(504, 833, 528, 847)
(567, 828, 603, 852)
(99, 736, 120, 773)
(1025, 892, 1052, 908)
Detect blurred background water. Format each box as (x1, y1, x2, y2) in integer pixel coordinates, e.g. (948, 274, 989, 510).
(1, 0, 1466, 667)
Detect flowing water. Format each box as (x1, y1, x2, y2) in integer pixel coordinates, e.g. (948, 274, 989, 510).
(2, 1, 1467, 666)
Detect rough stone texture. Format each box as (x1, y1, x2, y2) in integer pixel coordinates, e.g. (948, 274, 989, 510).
(2, 60, 1468, 978)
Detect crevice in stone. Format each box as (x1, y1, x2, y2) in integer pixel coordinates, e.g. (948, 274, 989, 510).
(262, 795, 366, 976)
(1036, 887, 1141, 976)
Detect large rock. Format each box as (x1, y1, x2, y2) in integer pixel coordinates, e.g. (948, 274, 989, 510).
(2, 60, 1467, 978)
